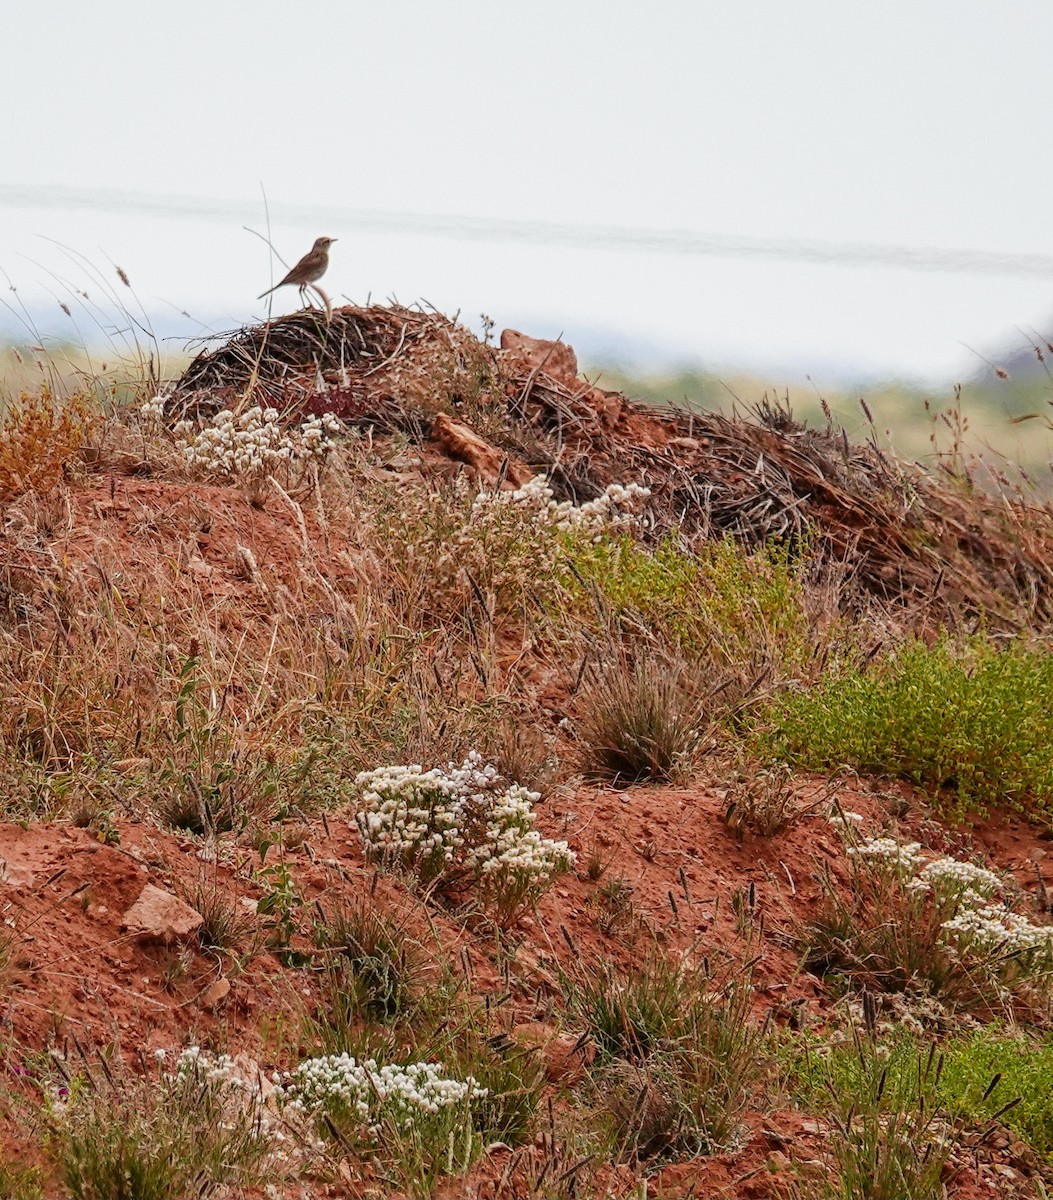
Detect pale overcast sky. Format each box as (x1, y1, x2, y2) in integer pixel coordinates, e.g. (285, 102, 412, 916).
(2, 1, 1052, 382)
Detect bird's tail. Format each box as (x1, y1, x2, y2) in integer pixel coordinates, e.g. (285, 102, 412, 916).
(257, 283, 280, 300)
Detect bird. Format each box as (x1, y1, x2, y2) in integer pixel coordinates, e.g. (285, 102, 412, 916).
(258, 236, 336, 304)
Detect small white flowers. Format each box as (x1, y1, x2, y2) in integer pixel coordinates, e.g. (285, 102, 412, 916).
(282, 1055, 485, 1136)
(833, 824, 1053, 982)
(473, 475, 651, 541)
(139, 391, 169, 422)
(846, 836, 925, 880)
(354, 751, 574, 922)
(175, 406, 342, 483)
(827, 809, 863, 840)
(353, 762, 468, 884)
(916, 856, 1003, 907)
(940, 905, 1053, 957)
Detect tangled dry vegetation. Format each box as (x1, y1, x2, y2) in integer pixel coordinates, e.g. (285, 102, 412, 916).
(3, 305, 1053, 1198)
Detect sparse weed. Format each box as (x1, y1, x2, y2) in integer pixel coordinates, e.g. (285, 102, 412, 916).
(593, 876, 637, 937)
(939, 1025, 1053, 1162)
(191, 875, 256, 956)
(814, 1036, 955, 1200)
(576, 655, 705, 783)
(721, 758, 825, 839)
(0, 1160, 44, 1200)
(0, 387, 95, 505)
(779, 1013, 1030, 1199)
(46, 1049, 270, 1200)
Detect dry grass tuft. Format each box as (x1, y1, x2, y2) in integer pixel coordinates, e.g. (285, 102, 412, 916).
(576, 655, 710, 784)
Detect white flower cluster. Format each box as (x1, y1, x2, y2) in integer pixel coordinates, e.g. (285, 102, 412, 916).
(827, 809, 864, 840)
(837, 828, 1053, 974)
(281, 1054, 485, 1136)
(353, 763, 467, 883)
(175, 406, 342, 481)
(156, 1046, 280, 1142)
(170, 1045, 242, 1087)
(915, 857, 1003, 906)
(354, 751, 574, 918)
(846, 836, 925, 880)
(467, 785, 574, 886)
(473, 475, 651, 539)
(139, 391, 169, 422)
(941, 904, 1053, 959)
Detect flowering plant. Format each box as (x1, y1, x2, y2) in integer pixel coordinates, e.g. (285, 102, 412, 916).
(354, 752, 574, 922)
(822, 826, 1053, 1004)
(175, 406, 342, 483)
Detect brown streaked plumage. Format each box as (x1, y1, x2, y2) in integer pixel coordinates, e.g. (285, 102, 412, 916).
(258, 236, 336, 302)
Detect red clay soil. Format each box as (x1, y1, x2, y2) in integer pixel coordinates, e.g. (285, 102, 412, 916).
(1, 339, 1051, 1194)
(2, 771, 1050, 1196)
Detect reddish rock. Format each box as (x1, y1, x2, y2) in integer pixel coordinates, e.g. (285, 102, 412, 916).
(511, 1022, 595, 1085)
(432, 412, 529, 487)
(199, 976, 231, 1009)
(500, 329, 580, 389)
(0, 862, 34, 890)
(121, 884, 203, 945)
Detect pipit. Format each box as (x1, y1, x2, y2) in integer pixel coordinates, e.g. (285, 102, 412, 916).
(258, 236, 336, 304)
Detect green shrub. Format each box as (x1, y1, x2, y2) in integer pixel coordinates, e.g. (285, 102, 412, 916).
(313, 897, 426, 1023)
(781, 1027, 957, 1200)
(564, 534, 811, 671)
(782, 1020, 1053, 1178)
(763, 637, 1053, 819)
(940, 1027, 1053, 1161)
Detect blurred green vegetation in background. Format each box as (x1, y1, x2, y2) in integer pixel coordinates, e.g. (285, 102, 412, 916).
(588, 361, 1053, 489)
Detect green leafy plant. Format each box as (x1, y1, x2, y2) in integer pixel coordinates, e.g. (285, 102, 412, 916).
(939, 1026, 1053, 1162)
(156, 654, 241, 835)
(564, 534, 812, 673)
(779, 1010, 1016, 1200)
(254, 847, 305, 956)
(764, 637, 1053, 820)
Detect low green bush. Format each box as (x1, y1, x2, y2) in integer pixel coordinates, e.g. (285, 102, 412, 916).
(781, 1020, 1053, 1170)
(564, 534, 811, 671)
(762, 637, 1053, 819)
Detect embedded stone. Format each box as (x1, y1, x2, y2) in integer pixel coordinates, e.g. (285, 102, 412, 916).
(500, 329, 580, 389)
(121, 884, 203, 944)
